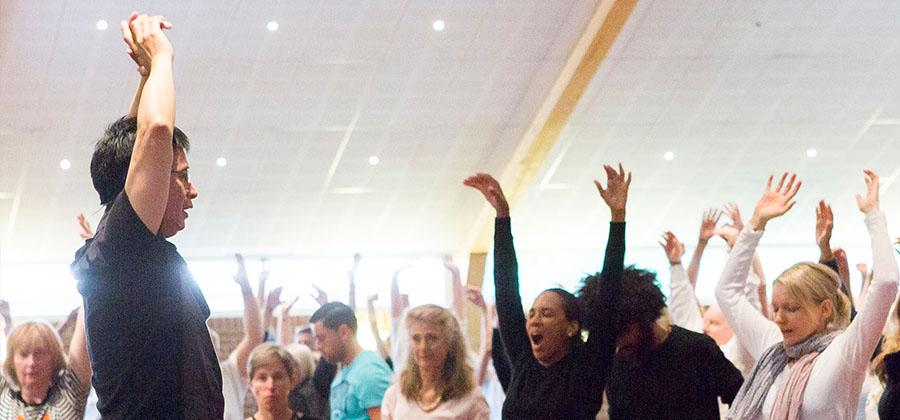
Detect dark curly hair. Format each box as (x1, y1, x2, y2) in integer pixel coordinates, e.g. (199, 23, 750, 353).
(579, 266, 666, 360)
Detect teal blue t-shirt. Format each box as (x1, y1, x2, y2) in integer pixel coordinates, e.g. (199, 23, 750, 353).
(330, 351, 392, 420)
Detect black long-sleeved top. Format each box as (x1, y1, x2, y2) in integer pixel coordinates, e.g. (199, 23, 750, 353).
(880, 352, 900, 419)
(607, 325, 744, 420)
(494, 217, 625, 420)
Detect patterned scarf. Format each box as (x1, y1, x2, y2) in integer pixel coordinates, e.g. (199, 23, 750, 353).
(726, 330, 841, 419)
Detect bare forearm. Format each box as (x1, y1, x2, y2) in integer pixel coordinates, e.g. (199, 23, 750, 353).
(127, 76, 148, 117)
(450, 268, 463, 321)
(242, 287, 263, 346)
(687, 240, 708, 288)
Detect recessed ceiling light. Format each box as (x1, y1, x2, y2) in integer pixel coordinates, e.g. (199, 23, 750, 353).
(60, 159, 71, 170)
(267, 21, 279, 32)
(663, 151, 675, 161)
(96, 20, 108, 31)
(432, 20, 445, 31)
(806, 148, 817, 158)
(368, 155, 380, 166)
(216, 157, 227, 167)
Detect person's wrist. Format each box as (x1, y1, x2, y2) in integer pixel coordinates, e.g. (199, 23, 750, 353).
(748, 214, 766, 231)
(669, 260, 682, 266)
(611, 209, 625, 222)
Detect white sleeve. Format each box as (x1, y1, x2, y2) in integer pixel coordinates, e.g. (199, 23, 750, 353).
(668, 264, 704, 333)
(715, 228, 782, 360)
(818, 211, 899, 379)
(381, 384, 398, 420)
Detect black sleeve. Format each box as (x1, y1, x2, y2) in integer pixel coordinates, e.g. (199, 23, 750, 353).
(579, 223, 626, 379)
(709, 339, 744, 405)
(493, 217, 531, 366)
(491, 327, 512, 392)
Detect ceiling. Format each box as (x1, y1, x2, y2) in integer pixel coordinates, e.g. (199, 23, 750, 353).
(2, 0, 899, 265)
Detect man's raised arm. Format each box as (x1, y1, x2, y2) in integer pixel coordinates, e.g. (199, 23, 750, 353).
(120, 13, 176, 234)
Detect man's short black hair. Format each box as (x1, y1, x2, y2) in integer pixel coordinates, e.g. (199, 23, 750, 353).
(309, 302, 357, 334)
(91, 116, 190, 205)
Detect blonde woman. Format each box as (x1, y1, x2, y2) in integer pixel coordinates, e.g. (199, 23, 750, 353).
(716, 171, 898, 419)
(247, 343, 321, 420)
(381, 304, 488, 419)
(0, 309, 91, 419)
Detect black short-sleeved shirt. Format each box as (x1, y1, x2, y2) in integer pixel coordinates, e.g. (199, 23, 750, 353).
(607, 325, 744, 420)
(70, 192, 223, 419)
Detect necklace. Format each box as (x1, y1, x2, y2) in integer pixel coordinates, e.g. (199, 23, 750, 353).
(416, 392, 443, 413)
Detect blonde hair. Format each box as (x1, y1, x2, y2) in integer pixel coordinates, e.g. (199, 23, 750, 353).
(774, 262, 851, 331)
(4, 321, 67, 387)
(400, 304, 474, 402)
(284, 343, 316, 383)
(247, 343, 300, 387)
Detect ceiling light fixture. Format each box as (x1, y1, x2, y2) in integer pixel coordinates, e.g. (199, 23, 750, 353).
(216, 157, 227, 167)
(60, 159, 72, 170)
(267, 21, 279, 32)
(663, 151, 675, 161)
(96, 20, 108, 31)
(432, 20, 445, 31)
(368, 155, 380, 166)
(806, 148, 817, 158)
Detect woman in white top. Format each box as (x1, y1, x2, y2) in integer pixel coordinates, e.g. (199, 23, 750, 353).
(381, 304, 489, 420)
(716, 171, 898, 420)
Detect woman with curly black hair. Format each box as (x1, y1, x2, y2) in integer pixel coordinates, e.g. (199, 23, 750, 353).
(600, 266, 744, 419)
(464, 164, 629, 420)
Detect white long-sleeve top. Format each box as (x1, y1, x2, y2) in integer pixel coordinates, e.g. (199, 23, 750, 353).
(714, 211, 899, 420)
(669, 264, 755, 376)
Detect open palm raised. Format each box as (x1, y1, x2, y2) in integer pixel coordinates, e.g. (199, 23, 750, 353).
(749, 173, 802, 230)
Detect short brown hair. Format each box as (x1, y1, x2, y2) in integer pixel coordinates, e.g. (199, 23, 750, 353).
(4, 321, 67, 387)
(400, 305, 474, 401)
(247, 343, 300, 386)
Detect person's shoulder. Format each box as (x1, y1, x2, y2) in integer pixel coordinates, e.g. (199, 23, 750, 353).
(669, 325, 719, 352)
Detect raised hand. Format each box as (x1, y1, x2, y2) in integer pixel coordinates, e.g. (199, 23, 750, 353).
(120, 12, 170, 76)
(658, 231, 685, 265)
(815, 200, 834, 259)
(124, 13, 174, 64)
(857, 263, 869, 276)
(233, 253, 252, 292)
(77, 213, 94, 240)
(749, 173, 802, 231)
(442, 254, 458, 271)
(0, 300, 10, 320)
(723, 203, 744, 232)
(465, 285, 486, 309)
(464, 173, 510, 217)
(594, 163, 631, 222)
(280, 296, 299, 317)
(265, 287, 284, 312)
(367, 293, 378, 304)
(311, 285, 328, 306)
(698, 209, 721, 243)
(856, 169, 880, 214)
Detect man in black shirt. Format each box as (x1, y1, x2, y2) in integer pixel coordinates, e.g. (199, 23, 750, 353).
(604, 267, 743, 420)
(70, 13, 223, 418)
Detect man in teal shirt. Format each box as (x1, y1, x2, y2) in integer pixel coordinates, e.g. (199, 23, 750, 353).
(311, 302, 391, 420)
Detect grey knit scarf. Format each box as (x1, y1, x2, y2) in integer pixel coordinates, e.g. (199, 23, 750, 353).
(726, 330, 841, 419)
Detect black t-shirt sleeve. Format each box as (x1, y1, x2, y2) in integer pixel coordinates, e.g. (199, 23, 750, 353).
(83, 191, 162, 279)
